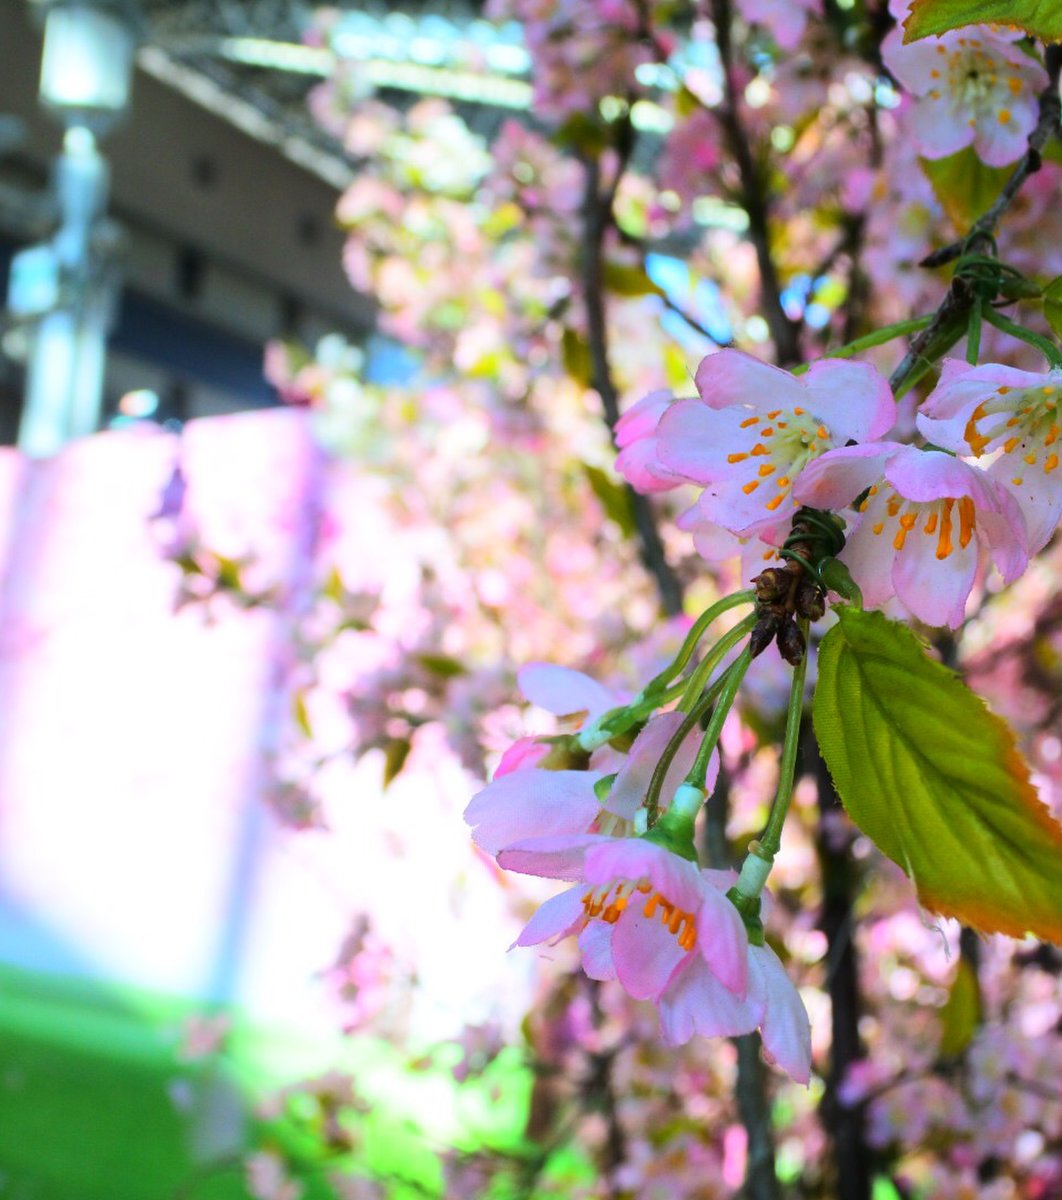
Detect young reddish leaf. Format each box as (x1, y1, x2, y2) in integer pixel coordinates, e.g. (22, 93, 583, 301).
(814, 608, 1062, 944)
(904, 0, 1062, 43)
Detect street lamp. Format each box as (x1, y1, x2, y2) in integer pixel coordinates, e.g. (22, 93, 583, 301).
(9, 0, 141, 456)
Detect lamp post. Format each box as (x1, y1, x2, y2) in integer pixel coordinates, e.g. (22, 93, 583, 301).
(10, 0, 140, 457)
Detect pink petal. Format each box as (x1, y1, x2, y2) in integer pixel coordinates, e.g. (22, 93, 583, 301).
(891, 520, 978, 628)
(513, 886, 586, 947)
(696, 888, 750, 996)
(465, 770, 602, 855)
(494, 737, 551, 778)
(615, 438, 683, 493)
(985, 456, 1062, 557)
(611, 904, 689, 1001)
(802, 359, 896, 443)
(792, 443, 899, 511)
(584, 838, 703, 913)
(907, 94, 974, 160)
(750, 945, 812, 1084)
(658, 956, 760, 1046)
(497, 833, 605, 880)
(606, 711, 709, 821)
(694, 349, 806, 414)
(578, 921, 616, 980)
(656, 401, 751, 485)
(616, 388, 675, 448)
(883, 446, 996, 507)
(517, 663, 617, 720)
(837, 514, 901, 611)
(880, 27, 951, 95)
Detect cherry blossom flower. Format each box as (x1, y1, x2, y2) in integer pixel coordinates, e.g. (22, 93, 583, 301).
(653, 350, 895, 537)
(465, 665, 710, 855)
(917, 360, 1062, 554)
(736, 0, 821, 51)
(501, 833, 812, 1080)
(882, 16, 1047, 168)
(499, 833, 750, 998)
(793, 442, 1028, 627)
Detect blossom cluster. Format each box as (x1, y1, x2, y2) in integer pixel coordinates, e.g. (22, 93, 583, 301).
(618, 348, 1061, 629)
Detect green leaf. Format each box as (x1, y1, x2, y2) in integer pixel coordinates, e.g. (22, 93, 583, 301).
(382, 738, 411, 788)
(292, 689, 312, 739)
(813, 607, 1062, 943)
(602, 262, 665, 298)
(561, 328, 593, 387)
(905, 0, 1062, 42)
(920, 149, 1010, 233)
(584, 464, 638, 538)
(1042, 275, 1062, 339)
(939, 957, 982, 1058)
(415, 652, 466, 678)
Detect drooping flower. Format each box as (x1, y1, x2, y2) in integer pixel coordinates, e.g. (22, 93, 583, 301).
(501, 833, 812, 1081)
(793, 442, 1028, 627)
(917, 360, 1062, 554)
(500, 833, 750, 998)
(882, 15, 1046, 168)
(653, 350, 895, 538)
(465, 666, 711, 856)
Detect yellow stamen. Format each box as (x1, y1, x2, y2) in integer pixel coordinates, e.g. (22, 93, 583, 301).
(1012, 477, 1024, 486)
(937, 498, 955, 559)
(923, 512, 938, 535)
(1046, 425, 1059, 447)
(767, 409, 781, 419)
(817, 425, 830, 440)
(776, 476, 791, 488)
(872, 521, 885, 535)
(1024, 452, 1037, 465)
(760, 427, 775, 437)
(750, 443, 770, 456)
(958, 496, 975, 549)
(793, 406, 805, 415)
(1003, 436, 1020, 454)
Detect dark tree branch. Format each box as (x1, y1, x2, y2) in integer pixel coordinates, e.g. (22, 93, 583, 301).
(581, 153, 685, 616)
(708, 0, 802, 366)
(810, 730, 872, 1200)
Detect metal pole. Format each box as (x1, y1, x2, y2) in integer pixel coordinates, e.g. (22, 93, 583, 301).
(18, 125, 111, 456)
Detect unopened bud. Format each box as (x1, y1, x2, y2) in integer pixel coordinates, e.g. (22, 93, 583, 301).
(753, 567, 790, 603)
(777, 618, 806, 666)
(749, 614, 780, 659)
(796, 580, 826, 622)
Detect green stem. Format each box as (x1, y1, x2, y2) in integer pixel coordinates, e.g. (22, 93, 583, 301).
(643, 669, 732, 829)
(982, 308, 1062, 368)
(791, 314, 934, 376)
(966, 296, 982, 366)
(758, 619, 811, 859)
(685, 647, 752, 790)
(641, 590, 755, 697)
(678, 613, 757, 713)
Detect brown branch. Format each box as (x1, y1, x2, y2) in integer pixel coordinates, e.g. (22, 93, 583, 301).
(708, 0, 802, 366)
(580, 153, 685, 616)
